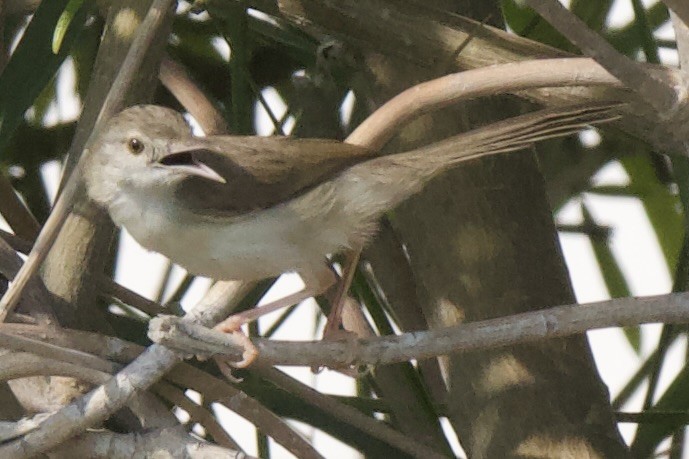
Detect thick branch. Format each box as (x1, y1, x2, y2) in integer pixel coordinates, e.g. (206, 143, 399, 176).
(663, 0, 689, 30)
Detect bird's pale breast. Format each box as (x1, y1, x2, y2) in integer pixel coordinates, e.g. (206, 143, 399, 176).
(107, 183, 359, 280)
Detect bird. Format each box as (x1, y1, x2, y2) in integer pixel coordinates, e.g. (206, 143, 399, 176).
(83, 102, 619, 365)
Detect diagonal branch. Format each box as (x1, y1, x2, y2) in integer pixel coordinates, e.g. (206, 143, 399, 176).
(0, 0, 176, 321)
(672, 9, 689, 79)
(0, 175, 39, 242)
(662, 0, 689, 31)
(522, 0, 678, 114)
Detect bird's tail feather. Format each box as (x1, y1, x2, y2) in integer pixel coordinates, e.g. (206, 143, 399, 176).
(390, 101, 621, 175)
(334, 102, 622, 235)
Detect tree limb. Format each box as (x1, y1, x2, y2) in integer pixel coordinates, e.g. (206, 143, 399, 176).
(150, 291, 689, 367)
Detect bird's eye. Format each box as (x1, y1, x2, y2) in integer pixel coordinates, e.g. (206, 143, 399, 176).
(127, 137, 145, 155)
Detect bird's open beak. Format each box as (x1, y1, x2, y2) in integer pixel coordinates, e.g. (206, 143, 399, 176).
(157, 141, 226, 184)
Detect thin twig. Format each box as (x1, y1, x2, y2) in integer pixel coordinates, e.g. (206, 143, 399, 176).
(0, 233, 56, 325)
(99, 278, 165, 317)
(0, 227, 165, 318)
(253, 366, 447, 459)
(157, 334, 326, 459)
(0, 331, 119, 374)
(0, 352, 111, 388)
(0, 223, 167, 317)
(0, 230, 32, 254)
(0, 174, 40, 242)
(152, 381, 242, 451)
(0, 414, 51, 444)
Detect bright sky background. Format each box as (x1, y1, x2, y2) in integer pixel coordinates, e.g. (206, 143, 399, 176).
(1, 0, 684, 457)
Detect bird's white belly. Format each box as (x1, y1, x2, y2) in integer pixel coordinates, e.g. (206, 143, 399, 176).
(108, 189, 352, 280)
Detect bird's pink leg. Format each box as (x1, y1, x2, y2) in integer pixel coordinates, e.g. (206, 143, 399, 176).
(322, 250, 361, 339)
(214, 268, 337, 367)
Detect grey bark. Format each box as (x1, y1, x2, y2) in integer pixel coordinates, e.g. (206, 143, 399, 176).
(351, 2, 628, 457)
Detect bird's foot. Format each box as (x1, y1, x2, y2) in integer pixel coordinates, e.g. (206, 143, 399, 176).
(322, 325, 358, 342)
(214, 317, 259, 368)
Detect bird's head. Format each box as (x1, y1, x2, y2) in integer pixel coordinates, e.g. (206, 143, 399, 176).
(84, 105, 225, 207)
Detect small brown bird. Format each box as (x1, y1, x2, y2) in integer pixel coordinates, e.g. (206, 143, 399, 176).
(84, 103, 619, 365)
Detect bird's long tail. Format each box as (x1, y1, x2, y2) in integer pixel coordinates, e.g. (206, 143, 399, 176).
(378, 101, 620, 178)
(327, 102, 622, 242)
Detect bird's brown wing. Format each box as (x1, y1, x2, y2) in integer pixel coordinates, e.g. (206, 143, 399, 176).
(172, 136, 378, 217)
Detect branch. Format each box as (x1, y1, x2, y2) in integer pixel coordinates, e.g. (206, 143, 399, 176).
(0, 283, 270, 458)
(0, 330, 120, 375)
(250, 366, 448, 459)
(159, 56, 229, 135)
(0, 234, 56, 324)
(0, 228, 165, 318)
(0, 174, 39, 242)
(522, 0, 678, 114)
(150, 291, 689, 367)
(152, 381, 242, 451)
(0, 325, 325, 458)
(0, 229, 32, 253)
(348, 57, 623, 150)
(98, 277, 165, 317)
(44, 426, 252, 459)
(663, 0, 689, 31)
(2, 323, 438, 458)
(0, 0, 176, 320)
(0, 414, 50, 443)
(0, 351, 177, 431)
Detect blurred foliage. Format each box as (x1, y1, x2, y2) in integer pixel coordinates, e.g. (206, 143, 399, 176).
(0, 0, 688, 457)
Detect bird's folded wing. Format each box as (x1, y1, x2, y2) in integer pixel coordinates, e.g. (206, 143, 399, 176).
(173, 136, 378, 217)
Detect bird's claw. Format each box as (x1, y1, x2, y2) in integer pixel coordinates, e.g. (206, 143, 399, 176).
(214, 318, 259, 368)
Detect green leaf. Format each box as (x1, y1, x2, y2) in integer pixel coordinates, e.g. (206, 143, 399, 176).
(607, 2, 669, 54)
(629, 0, 660, 64)
(619, 155, 684, 277)
(570, 0, 614, 32)
(630, 362, 689, 457)
(582, 204, 639, 352)
(0, 0, 90, 154)
(52, 0, 86, 54)
(501, 0, 612, 51)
